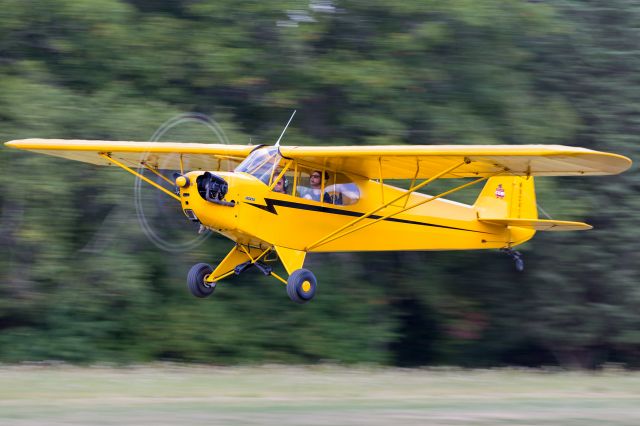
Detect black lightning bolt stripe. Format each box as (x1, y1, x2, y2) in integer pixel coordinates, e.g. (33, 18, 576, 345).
(246, 198, 494, 234)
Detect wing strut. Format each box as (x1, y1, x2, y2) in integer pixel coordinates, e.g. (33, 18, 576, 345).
(99, 153, 181, 201)
(141, 161, 176, 186)
(306, 159, 492, 251)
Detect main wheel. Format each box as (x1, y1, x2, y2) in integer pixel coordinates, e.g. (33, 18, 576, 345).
(187, 263, 215, 298)
(286, 268, 317, 304)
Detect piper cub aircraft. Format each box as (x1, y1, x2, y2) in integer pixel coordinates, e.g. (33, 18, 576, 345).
(5, 136, 631, 304)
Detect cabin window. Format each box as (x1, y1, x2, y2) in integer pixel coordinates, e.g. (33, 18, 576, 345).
(294, 167, 360, 206)
(235, 147, 282, 185)
(295, 170, 312, 198)
(326, 182, 360, 206)
(236, 151, 359, 204)
(236, 147, 295, 194)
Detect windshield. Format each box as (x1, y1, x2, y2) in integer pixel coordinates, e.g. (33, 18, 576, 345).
(235, 147, 282, 185)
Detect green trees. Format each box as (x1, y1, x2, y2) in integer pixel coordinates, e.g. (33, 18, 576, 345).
(519, 0, 640, 368)
(0, 0, 637, 367)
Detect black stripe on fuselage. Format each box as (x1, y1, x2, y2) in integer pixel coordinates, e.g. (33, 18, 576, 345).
(246, 198, 494, 235)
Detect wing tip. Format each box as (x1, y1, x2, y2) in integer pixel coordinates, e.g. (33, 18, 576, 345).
(5, 139, 45, 149)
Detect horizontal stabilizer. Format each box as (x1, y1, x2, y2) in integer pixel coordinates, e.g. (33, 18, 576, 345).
(478, 218, 592, 231)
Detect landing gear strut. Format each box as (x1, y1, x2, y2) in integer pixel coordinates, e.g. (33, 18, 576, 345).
(501, 248, 524, 272)
(234, 260, 272, 276)
(187, 245, 316, 304)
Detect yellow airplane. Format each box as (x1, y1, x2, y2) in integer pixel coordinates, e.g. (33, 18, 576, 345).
(5, 138, 631, 303)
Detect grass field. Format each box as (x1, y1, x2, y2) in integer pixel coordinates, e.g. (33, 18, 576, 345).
(0, 365, 639, 425)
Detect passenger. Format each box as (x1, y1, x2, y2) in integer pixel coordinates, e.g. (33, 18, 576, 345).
(302, 170, 327, 201)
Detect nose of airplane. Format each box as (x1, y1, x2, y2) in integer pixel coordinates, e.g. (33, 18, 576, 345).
(175, 175, 189, 189)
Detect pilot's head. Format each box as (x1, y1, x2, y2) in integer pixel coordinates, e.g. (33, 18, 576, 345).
(273, 175, 288, 193)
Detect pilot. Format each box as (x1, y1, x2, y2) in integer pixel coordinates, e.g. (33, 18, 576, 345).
(273, 174, 288, 194)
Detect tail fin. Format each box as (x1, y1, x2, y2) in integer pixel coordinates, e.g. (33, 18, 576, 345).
(474, 176, 538, 246)
(474, 176, 537, 220)
(475, 176, 592, 235)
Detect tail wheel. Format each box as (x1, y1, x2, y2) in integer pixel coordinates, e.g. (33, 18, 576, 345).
(515, 257, 524, 272)
(286, 269, 317, 304)
(501, 248, 524, 273)
(187, 263, 215, 298)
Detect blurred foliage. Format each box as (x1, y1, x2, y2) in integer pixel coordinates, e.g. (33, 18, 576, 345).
(0, 0, 638, 368)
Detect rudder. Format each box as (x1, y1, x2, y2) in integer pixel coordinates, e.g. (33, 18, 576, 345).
(474, 176, 538, 246)
(474, 176, 537, 220)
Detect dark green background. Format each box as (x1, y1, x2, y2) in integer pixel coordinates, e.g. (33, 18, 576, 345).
(1, 0, 638, 368)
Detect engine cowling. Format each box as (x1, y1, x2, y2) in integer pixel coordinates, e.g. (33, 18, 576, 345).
(178, 171, 238, 232)
(197, 172, 229, 202)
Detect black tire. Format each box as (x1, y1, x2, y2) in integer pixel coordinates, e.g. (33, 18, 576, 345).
(187, 263, 215, 298)
(286, 269, 317, 304)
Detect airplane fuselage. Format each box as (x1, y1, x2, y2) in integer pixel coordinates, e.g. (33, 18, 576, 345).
(179, 171, 535, 252)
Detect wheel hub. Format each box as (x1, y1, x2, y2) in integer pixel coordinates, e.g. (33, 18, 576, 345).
(202, 274, 215, 288)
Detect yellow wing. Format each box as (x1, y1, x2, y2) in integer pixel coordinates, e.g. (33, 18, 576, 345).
(279, 145, 631, 179)
(5, 140, 631, 178)
(5, 139, 258, 171)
